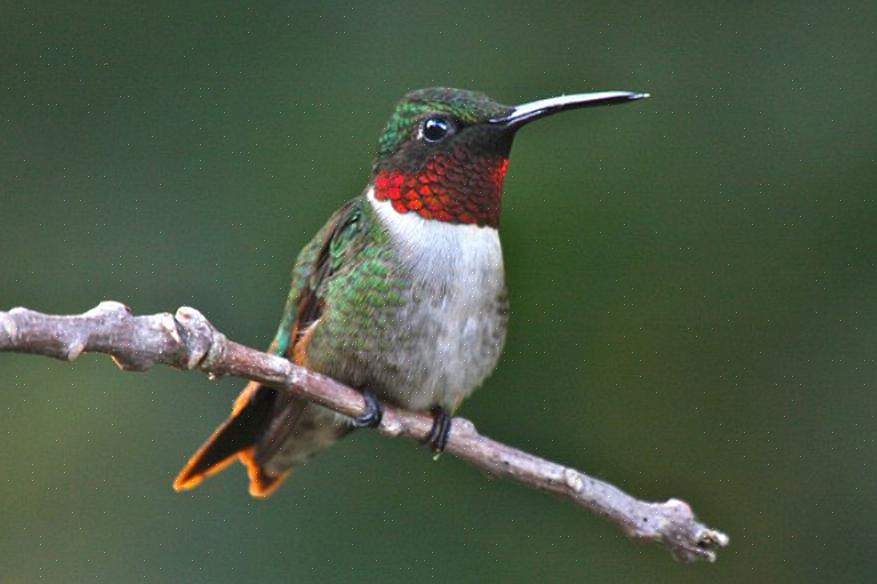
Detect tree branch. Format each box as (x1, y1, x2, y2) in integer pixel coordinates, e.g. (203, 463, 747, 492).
(0, 301, 728, 562)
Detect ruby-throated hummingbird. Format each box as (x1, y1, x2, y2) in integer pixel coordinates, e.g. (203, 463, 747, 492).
(174, 87, 648, 497)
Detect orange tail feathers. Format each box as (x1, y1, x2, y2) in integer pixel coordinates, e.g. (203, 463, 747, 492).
(173, 383, 290, 498)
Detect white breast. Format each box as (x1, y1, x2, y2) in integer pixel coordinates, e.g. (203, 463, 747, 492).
(367, 187, 507, 409)
(367, 187, 504, 286)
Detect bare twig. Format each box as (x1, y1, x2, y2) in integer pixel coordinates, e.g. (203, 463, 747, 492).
(0, 302, 728, 562)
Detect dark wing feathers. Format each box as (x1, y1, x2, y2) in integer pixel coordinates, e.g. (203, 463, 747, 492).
(175, 198, 366, 494)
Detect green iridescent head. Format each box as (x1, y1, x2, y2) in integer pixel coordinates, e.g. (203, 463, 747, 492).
(375, 87, 512, 164)
(372, 87, 648, 174)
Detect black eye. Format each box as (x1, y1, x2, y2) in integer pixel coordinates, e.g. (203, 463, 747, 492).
(421, 117, 452, 142)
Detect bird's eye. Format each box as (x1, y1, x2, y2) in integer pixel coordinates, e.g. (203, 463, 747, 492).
(421, 117, 452, 143)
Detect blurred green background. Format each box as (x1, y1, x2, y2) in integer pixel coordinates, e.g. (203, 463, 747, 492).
(2, 1, 875, 582)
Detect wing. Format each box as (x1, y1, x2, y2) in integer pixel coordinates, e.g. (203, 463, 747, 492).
(243, 197, 368, 469)
(271, 197, 367, 362)
(174, 197, 369, 496)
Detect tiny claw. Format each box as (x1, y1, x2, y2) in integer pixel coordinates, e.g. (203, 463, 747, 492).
(423, 407, 452, 454)
(351, 390, 383, 428)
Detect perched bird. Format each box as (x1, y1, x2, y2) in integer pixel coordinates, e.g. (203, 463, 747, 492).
(174, 87, 647, 497)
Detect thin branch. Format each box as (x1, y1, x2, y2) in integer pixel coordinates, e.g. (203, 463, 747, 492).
(0, 302, 729, 562)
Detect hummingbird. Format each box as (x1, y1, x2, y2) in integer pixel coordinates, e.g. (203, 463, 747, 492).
(174, 87, 647, 497)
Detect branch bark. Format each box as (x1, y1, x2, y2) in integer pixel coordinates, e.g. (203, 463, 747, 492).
(0, 302, 729, 562)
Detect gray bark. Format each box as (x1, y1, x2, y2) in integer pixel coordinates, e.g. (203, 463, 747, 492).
(0, 301, 729, 562)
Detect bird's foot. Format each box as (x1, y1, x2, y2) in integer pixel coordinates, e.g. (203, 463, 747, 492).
(351, 390, 383, 428)
(423, 406, 452, 456)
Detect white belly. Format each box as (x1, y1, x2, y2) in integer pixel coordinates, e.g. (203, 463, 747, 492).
(367, 187, 508, 410)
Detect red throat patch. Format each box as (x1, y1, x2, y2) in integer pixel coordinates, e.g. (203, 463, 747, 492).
(374, 153, 509, 228)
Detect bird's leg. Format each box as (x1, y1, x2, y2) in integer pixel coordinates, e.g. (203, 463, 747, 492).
(423, 406, 452, 455)
(351, 390, 383, 428)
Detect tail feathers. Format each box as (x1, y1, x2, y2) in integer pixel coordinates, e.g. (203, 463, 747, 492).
(174, 383, 288, 497)
(239, 447, 290, 498)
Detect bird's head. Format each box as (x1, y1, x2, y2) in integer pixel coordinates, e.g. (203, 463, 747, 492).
(371, 87, 647, 228)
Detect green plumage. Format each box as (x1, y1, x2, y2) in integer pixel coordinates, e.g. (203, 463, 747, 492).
(254, 198, 411, 477)
(282, 197, 410, 375)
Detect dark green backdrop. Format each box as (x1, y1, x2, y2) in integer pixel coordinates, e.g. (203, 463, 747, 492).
(2, 1, 875, 582)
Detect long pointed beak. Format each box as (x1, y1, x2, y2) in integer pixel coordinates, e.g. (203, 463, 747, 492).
(490, 91, 649, 129)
